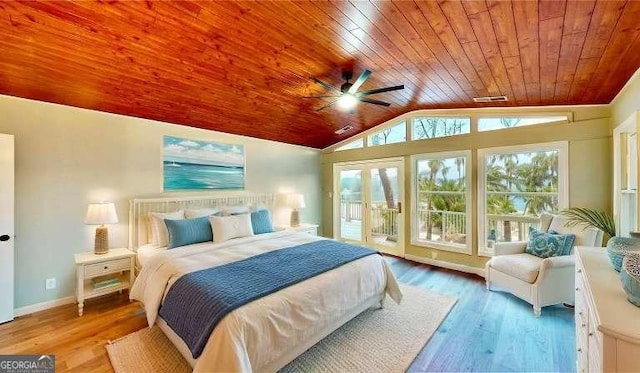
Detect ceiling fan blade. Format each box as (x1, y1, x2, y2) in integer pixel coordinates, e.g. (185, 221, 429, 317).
(311, 77, 341, 93)
(348, 69, 372, 94)
(316, 99, 339, 112)
(357, 84, 405, 96)
(359, 97, 391, 106)
(302, 95, 342, 98)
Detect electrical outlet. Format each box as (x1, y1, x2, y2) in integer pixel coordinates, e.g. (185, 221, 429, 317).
(45, 278, 56, 290)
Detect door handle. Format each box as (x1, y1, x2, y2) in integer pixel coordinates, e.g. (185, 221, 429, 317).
(397, 202, 402, 214)
(0, 235, 10, 241)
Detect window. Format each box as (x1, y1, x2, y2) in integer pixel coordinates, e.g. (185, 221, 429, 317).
(411, 151, 472, 254)
(412, 117, 471, 140)
(478, 141, 568, 256)
(478, 116, 568, 132)
(335, 138, 364, 151)
(368, 121, 406, 146)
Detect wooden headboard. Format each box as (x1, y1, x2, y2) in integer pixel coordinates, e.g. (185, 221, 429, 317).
(128, 193, 277, 251)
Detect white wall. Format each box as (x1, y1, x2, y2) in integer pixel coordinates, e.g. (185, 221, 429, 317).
(611, 68, 640, 127)
(0, 94, 321, 309)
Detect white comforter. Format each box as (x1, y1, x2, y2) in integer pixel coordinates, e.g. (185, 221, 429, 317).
(130, 231, 402, 372)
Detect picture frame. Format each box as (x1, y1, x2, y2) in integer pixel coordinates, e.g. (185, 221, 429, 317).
(163, 135, 245, 191)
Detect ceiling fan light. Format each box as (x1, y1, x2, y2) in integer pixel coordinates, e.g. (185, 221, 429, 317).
(337, 94, 358, 110)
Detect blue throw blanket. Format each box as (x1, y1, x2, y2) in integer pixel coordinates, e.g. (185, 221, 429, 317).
(158, 240, 378, 358)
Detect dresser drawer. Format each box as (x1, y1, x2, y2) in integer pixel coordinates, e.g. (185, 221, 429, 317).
(84, 258, 131, 277)
(575, 276, 589, 372)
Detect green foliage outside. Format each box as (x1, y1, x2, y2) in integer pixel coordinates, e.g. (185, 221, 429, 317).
(339, 118, 562, 245)
(418, 148, 560, 243)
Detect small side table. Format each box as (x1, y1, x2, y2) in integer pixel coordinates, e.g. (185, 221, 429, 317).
(74, 248, 135, 316)
(277, 223, 320, 236)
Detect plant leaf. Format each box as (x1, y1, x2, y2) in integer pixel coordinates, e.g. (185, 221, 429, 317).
(559, 207, 616, 239)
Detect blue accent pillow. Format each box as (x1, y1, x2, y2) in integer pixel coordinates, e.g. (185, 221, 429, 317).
(165, 216, 213, 249)
(525, 226, 576, 258)
(251, 209, 274, 235)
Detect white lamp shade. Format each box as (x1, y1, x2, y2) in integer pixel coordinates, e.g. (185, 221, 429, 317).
(287, 193, 306, 209)
(85, 202, 119, 225)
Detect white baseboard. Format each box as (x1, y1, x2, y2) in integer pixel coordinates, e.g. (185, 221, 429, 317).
(404, 254, 486, 278)
(14, 295, 76, 317)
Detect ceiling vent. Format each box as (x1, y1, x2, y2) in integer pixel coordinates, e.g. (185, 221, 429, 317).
(473, 95, 508, 103)
(334, 125, 354, 135)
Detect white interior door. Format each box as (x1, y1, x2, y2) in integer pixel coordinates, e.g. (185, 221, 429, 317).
(0, 134, 14, 323)
(334, 159, 404, 256)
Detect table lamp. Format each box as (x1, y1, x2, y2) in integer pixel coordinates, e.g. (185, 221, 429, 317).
(85, 202, 118, 255)
(287, 193, 306, 227)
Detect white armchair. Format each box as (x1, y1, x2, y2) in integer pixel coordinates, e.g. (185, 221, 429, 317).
(485, 213, 603, 317)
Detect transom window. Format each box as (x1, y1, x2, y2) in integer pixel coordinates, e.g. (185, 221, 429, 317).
(478, 116, 568, 132)
(412, 117, 471, 140)
(368, 121, 406, 147)
(335, 138, 364, 151)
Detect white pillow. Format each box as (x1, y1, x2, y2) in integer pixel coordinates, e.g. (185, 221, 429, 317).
(220, 205, 251, 216)
(150, 210, 185, 247)
(210, 214, 254, 243)
(184, 208, 221, 219)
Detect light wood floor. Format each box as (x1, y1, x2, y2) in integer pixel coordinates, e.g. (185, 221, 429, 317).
(390, 257, 576, 372)
(0, 257, 575, 372)
(0, 293, 146, 372)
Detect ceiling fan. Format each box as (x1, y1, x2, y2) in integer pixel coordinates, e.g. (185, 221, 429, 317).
(305, 70, 404, 112)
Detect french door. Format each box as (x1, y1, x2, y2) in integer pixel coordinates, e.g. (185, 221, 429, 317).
(334, 158, 404, 256)
(0, 134, 14, 323)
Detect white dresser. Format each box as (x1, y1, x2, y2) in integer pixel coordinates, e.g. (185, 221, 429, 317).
(575, 247, 640, 372)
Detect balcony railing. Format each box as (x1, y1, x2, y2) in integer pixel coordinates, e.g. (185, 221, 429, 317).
(485, 214, 540, 247)
(340, 200, 543, 247)
(340, 200, 398, 238)
(417, 209, 466, 244)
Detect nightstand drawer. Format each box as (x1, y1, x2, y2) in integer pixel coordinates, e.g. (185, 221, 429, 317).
(298, 228, 317, 236)
(84, 258, 130, 277)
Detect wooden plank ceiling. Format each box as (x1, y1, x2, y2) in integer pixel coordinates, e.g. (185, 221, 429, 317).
(1, 1, 639, 149)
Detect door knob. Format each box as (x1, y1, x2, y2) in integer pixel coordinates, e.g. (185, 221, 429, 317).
(0, 235, 10, 241)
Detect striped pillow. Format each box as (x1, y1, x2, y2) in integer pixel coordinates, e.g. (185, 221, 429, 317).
(251, 209, 274, 235)
(165, 216, 213, 249)
(149, 210, 185, 246)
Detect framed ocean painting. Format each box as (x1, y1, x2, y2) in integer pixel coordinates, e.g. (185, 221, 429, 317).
(163, 136, 245, 190)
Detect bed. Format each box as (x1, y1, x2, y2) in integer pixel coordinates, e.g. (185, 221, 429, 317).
(128, 194, 402, 372)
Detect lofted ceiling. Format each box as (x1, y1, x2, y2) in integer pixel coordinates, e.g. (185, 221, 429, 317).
(1, 1, 640, 149)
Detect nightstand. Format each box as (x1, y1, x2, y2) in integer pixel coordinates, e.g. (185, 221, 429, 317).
(277, 223, 319, 236)
(74, 248, 135, 316)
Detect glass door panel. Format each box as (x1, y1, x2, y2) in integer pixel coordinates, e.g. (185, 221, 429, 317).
(334, 159, 404, 256)
(369, 166, 401, 254)
(338, 169, 363, 242)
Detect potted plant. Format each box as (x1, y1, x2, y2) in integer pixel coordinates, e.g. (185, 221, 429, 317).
(560, 207, 616, 242)
(561, 207, 640, 271)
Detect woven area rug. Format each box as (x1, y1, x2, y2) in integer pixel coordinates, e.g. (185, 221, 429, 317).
(106, 284, 456, 373)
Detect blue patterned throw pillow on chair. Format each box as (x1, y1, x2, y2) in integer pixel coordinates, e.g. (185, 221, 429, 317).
(525, 226, 576, 258)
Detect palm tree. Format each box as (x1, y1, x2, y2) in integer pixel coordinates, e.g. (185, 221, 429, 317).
(454, 157, 465, 186)
(517, 152, 559, 216)
(418, 159, 449, 240)
(430, 178, 466, 240)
